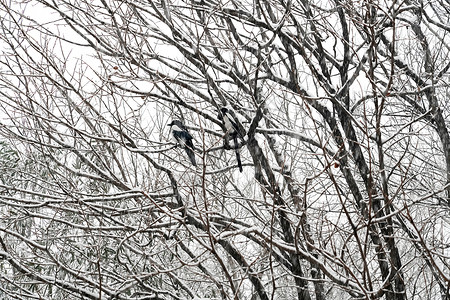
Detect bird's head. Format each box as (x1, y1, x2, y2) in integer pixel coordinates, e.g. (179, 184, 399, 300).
(168, 120, 183, 128)
(218, 107, 229, 120)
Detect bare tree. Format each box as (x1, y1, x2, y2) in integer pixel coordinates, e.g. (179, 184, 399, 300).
(0, 0, 449, 299)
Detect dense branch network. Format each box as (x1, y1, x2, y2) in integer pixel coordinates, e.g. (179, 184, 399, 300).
(0, 0, 448, 299)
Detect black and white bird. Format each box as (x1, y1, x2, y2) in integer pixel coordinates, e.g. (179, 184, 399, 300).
(218, 107, 243, 172)
(167, 120, 197, 166)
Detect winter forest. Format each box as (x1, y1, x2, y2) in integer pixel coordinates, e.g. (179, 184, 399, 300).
(0, 0, 449, 299)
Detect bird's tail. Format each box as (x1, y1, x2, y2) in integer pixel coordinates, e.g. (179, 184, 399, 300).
(185, 141, 197, 166)
(233, 134, 243, 172)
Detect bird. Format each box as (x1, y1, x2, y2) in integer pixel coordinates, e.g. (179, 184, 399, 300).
(167, 120, 197, 166)
(218, 107, 243, 172)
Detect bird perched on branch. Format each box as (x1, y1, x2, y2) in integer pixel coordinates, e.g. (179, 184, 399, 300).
(167, 120, 196, 166)
(218, 107, 243, 172)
